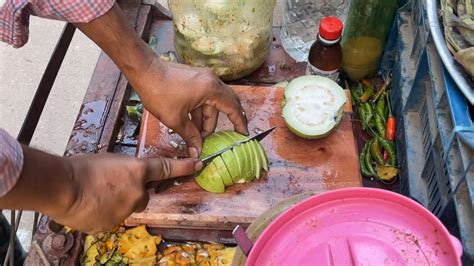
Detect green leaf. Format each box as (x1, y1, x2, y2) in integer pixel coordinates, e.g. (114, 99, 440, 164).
(149, 35, 158, 50)
(129, 90, 141, 102)
(126, 103, 143, 121)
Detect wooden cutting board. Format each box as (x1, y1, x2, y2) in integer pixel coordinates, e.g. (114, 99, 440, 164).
(125, 85, 361, 230)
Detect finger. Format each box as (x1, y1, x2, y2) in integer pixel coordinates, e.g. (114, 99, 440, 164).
(201, 104, 218, 138)
(191, 108, 203, 132)
(209, 87, 248, 135)
(174, 116, 203, 155)
(144, 157, 202, 183)
(134, 193, 150, 213)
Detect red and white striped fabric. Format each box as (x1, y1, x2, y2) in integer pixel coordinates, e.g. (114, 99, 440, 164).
(0, 129, 23, 197)
(0, 0, 115, 48)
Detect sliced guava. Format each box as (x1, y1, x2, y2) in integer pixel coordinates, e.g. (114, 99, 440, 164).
(203, 141, 234, 187)
(225, 132, 255, 182)
(218, 132, 249, 183)
(211, 133, 242, 183)
(255, 141, 269, 172)
(249, 140, 262, 179)
(200, 137, 219, 159)
(194, 162, 225, 193)
(281, 75, 346, 139)
(172, 13, 206, 40)
(215, 159, 233, 187)
(204, 0, 238, 14)
(191, 36, 224, 55)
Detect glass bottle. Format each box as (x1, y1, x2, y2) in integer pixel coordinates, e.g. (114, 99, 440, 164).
(341, 0, 398, 81)
(280, 0, 351, 62)
(306, 16, 343, 81)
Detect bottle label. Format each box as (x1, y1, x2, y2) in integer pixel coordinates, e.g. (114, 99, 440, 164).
(306, 63, 339, 81)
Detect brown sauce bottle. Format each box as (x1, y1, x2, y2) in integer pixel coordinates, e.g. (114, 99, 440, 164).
(306, 16, 343, 82)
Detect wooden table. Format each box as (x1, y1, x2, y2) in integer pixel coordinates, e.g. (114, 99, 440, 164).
(24, 1, 368, 264)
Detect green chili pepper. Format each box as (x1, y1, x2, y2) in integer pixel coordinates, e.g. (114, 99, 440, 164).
(351, 89, 360, 104)
(384, 101, 389, 122)
(365, 140, 376, 176)
(375, 113, 386, 137)
(378, 137, 397, 166)
(370, 138, 385, 165)
(359, 142, 373, 177)
(362, 103, 373, 125)
(364, 103, 373, 119)
(376, 97, 386, 123)
(359, 82, 374, 103)
(359, 105, 367, 131)
(367, 119, 376, 129)
(357, 83, 364, 95)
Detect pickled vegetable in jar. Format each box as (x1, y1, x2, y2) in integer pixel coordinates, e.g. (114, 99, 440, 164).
(169, 0, 276, 81)
(341, 0, 398, 81)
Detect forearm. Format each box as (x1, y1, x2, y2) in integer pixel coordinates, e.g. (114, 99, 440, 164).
(74, 4, 161, 91)
(0, 146, 76, 217)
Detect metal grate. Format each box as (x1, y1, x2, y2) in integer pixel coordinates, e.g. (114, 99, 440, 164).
(420, 100, 432, 159)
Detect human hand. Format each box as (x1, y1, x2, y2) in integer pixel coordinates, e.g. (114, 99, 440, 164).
(51, 153, 201, 234)
(131, 59, 248, 157)
(74, 4, 248, 157)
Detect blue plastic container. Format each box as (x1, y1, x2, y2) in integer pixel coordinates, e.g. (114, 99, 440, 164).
(381, 0, 474, 260)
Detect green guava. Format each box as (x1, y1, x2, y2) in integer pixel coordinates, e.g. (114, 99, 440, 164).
(281, 75, 346, 139)
(249, 140, 262, 179)
(194, 131, 270, 193)
(224, 131, 255, 182)
(194, 162, 225, 193)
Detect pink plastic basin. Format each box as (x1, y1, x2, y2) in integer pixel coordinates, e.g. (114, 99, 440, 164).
(246, 188, 463, 266)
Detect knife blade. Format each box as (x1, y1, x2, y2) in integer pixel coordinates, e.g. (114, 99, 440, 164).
(201, 126, 276, 164)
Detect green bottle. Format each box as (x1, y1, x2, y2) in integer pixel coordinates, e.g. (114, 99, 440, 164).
(341, 0, 398, 81)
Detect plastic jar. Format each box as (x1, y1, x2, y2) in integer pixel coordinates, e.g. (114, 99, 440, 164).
(169, 0, 276, 81)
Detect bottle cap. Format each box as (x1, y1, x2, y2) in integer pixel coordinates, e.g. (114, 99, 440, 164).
(319, 17, 343, 40)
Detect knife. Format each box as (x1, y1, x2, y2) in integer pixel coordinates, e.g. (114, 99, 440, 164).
(201, 126, 276, 165)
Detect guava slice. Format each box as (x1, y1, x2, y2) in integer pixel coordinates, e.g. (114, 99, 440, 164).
(172, 13, 206, 40)
(203, 141, 234, 187)
(281, 75, 346, 139)
(255, 141, 269, 172)
(249, 140, 262, 179)
(217, 131, 248, 183)
(224, 132, 255, 182)
(191, 36, 224, 55)
(194, 162, 225, 193)
(211, 133, 242, 183)
(195, 131, 271, 192)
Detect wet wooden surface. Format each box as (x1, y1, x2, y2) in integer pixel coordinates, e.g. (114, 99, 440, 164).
(126, 85, 361, 230)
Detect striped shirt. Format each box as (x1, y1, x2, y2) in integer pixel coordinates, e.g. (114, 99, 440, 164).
(0, 0, 114, 196)
(0, 0, 115, 48)
(0, 129, 23, 197)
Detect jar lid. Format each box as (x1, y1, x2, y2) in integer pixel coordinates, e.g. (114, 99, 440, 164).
(246, 188, 463, 265)
(319, 16, 343, 40)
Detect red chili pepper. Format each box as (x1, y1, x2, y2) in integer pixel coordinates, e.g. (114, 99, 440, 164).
(383, 115, 396, 161)
(385, 116, 396, 141)
(361, 79, 371, 87)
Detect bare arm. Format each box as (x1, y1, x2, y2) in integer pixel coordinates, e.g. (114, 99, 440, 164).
(74, 4, 248, 155)
(0, 145, 200, 234)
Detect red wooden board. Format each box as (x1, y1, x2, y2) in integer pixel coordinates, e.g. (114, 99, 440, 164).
(126, 85, 361, 230)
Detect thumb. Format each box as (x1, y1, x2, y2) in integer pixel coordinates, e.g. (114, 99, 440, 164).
(144, 157, 203, 183)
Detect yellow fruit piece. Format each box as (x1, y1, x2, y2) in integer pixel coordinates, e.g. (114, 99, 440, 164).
(64, 226, 74, 234)
(82, 235, 99, 266)
(117, 225, 161, 265)
(375, 164, 398, 181)
(216, 247, 235, 266)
